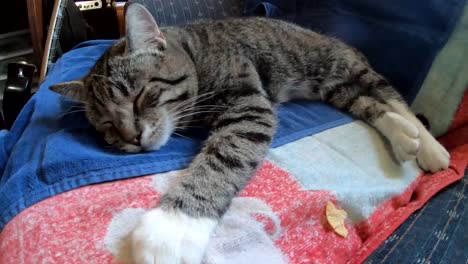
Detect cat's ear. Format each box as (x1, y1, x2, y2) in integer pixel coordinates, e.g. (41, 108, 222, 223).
(125, 4, 166, 52)
(49, 80, 85, 101)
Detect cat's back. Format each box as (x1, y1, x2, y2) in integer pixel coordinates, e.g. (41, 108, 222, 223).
(175, 17, 332, 55)
(182, 16, 302, 36)
(164, 16, 350, 98)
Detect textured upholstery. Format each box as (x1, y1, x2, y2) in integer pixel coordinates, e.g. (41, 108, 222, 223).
(126, 0, 245, 26)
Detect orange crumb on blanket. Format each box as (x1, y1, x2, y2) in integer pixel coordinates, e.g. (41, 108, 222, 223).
(325, 201, 348, 238)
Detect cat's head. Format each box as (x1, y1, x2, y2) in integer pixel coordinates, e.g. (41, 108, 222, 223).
(50, 4, 197, 153)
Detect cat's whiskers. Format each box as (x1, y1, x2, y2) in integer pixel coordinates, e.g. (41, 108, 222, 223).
(59, 109, 90, 118)
(167, 93, 213, 114)
(174, 125, 203, 130)
(175, 120, 204, 125)
(175, 119, 207, 128)
(167, 91, 220, 115)
(172, 131, 192, 140)
(172, 110, 222, 121)
(168, 86, 238, 116)
(169, 105, 226, 120)
(189, 105, 227, 110)
(169, 101, 227, 116)
(167, 87, 234, 116)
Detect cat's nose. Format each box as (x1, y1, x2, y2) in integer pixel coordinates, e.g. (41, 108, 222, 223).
(130, 133, 142, 145)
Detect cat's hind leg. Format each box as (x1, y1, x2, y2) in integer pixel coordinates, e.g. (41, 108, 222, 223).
(322, 68, 449, 172)
(386, 99, 450, 172)
(333, 92, 421, 163)
(364, 77, 450, 173)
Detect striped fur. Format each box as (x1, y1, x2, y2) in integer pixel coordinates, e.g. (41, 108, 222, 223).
(50, 4, 449, 263)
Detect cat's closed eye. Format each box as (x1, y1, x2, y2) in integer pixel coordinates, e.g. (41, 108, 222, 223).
(149, 75, 188, 86)
(101, 121, 114, 127)
(158, 91, 190, 107)
(134, 89, 145, 115)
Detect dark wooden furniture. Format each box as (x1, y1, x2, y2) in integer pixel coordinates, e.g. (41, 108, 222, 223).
(26, 0, 45, 65)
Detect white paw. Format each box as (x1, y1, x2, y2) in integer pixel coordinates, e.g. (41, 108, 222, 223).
(376, 112, 420, 162)
(416, 131, 450, 173)
(127, 208, 217, 264)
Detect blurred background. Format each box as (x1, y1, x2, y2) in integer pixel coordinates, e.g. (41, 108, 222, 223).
(0, 0, 127, 129)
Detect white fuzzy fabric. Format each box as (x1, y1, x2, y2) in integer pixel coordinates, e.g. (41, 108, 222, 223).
(267, 120, 422, 223)
(105, 171, 286, 264)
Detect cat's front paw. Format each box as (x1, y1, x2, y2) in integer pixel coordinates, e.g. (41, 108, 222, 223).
(416, 131, 450, 173)
(127, 208, 217, 264)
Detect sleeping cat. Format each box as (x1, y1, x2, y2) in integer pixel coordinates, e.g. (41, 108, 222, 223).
(50, 3, 449, 264)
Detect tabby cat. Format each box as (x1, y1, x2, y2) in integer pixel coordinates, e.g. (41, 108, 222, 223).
(50, 4, 449, 264)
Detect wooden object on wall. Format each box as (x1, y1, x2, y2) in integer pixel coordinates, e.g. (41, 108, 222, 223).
(116, 2, 126, 37)
(26, 0, 44, 65)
